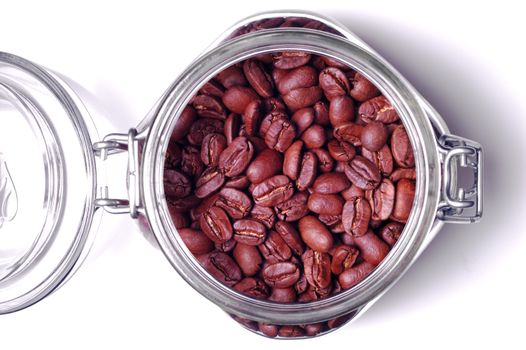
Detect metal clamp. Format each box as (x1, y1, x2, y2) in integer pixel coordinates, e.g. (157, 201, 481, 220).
(437, 134, 483, 223)
(93, 128, 140, 218)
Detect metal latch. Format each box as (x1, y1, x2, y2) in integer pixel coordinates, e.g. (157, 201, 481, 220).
(437, 134, 483, 223)
(93, 129, 140, 218)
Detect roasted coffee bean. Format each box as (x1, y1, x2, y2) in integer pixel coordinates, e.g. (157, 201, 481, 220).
(265, 117, 297, 152)
(391, 124, 415, 167)
(178, 228, 214, 255)
(233, 219, 267, 246)
(198, 251, 242, 287)
(312, 148, 334, 173)
(271, 67, 288, 86)
(273, 51, 311, 69)
(339, 261, 375, 289)
(262, 262, 301, 288)
(191, 194, 219, 220)
(354, 230, 390, 266)
(233, 244, 263, 276)
(358, 95, 399, 124)
(299, 216, 334, 253)
(199, 79, 224, 98)
(389, 167, 416, 182)
(215, 239, 236, 253)
(263, 97, 287, 114)
(164, 169, 192, 199)
(201, 133, 227, 166)
(180, 145, 205, 178)
(307, 193, 344, 216)
(216, 65, 247, 88)
(341, 184, 365, 201)
(258, 230, 292, 263)
(275, 221, 305, 256)
(342, 197, 371, 237)
(187, 118, 224, 145)
(278, 66, 318, 95)
(224, 175, 250, 189)
(327, 314, 352, 329)
(296, 151, 318, 191)
(283, 140, 304, 180)
(391, 178, 415, 223)
(243, 59, 274, 98)
(233, 277, 269, 299)
(350, 72, 380, 102)
(334, 122, 363, 146)
(269, 287, 297, 303)
(344, 156, 381, 190)
(168, 205, 189, 228)
(192, 94, 227, 120)
(312, 172, 350, 194)
(231, 315, 258, 331)
(171, 106, 197, 142)
(252, 175, 294, 207)
(165, 139, 182, 169)
(216, 187, 252, 219)
(291, 108, 315, 134)
(318, 214, 341, 226)
(362, 145, 394, 177)
(319, 67, 350, 100)
(303, 249, 332, 289)
(222, 86, 260, 114)
(381, 222, 404, 246)
(224, 113, 241, 145)
(278, 326, 305, 338)
(274, 191, 309, 222)
(280, 74, 323, 111)
(219, 136, 254, 177)
(259, 110, 287, 138)
(361, 122, 388, 152)
(195, 167, 225, 198)
(330, 245, 359, 275)
(366, 178, 395, 221)
(246, 148, 283, 184)
(199, 206, 233, 243)
(249, 204, 276, 229)
(329, 96, 354, 127)
(304, 323, 325, 336)
(328, 139, 356, 162)
(258, 323, 279, 338)
(168, 195, 201, 214)
(301, 124, 326, 149)
(313, 101, 330, 126)
(243, 99, 264, 136)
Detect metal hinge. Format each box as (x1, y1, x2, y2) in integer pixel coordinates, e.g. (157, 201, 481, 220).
(437, 134, 483, 223)
(93, 128, 140, 218)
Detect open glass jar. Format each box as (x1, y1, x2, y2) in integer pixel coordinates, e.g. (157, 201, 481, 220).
(0, 10, 482, 338)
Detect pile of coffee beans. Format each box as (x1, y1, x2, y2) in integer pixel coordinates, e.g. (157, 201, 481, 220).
(163, 49, 416, 337)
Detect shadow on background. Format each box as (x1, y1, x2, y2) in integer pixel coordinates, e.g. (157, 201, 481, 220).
(326, 13, 523, 324)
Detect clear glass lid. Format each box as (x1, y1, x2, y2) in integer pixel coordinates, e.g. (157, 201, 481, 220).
(0, 52, 100, 313)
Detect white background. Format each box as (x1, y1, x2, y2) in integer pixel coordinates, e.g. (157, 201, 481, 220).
(1, 0, 525, 349)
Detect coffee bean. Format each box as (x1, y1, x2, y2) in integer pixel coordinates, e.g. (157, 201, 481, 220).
(354, 230, 390, 266)
(361, 122, 388, 152)
(198, 251, 242, 287)
(199, 79, 224, 98)
(344, 155, 381, 190)
(333, 122, 363, 146)
(296, 151, 318, 191)
(243, 99, 264, 136)
(250, 204, 276, 229)
(192, 94, 227, 120)
(224, 113, 241, 145)
(381, 221, 404, 246)
(216, 187, 252, 219)
(258, 323, 279, 338)
(312, 148, 334, 173)
(246, 148, 283, 184)
(301, 124, 326, 149)
(233, 277, 269, 299)
(389, 167, 416, 182)
(391, 124, 415, 168)
(252, 175, 294, 207)
(233, 244, 263, 276)
(319, 67, 350, 101)
(299, 216, 334, 253)
(216, 65, 247, 88)
(274, 191, 309, 222)
(164, 169, 192, 199)
(199, 206, 233, 243)
(233, 219, 267, 246)
(329, 96, 354, 127)
(338, 261, 374, 289)
(313, 101, 330, 125)
(273, 51, 311, 69)
(342, 197, 371, 237)
(262, 262, 301, 288)
(201, 133, 227, 166)
(350, 72, 380, 102)
(178, 228, 214, 255)
(224, 175, 250, 190)
(258, 230, 292, 263)
(264, 117, 297, 152)
(362, 145, 394, 177)
(243, 59, 274, 98)
(275, 221, 305, 256)
(358, 96, 399, 124)
(222, 86, 260, 114)
(307, 193, 344, 216)
(391, 178, 415, 223)
(328, 139, 356, 162)
(366, 178, 395, 221)
(312, 172, 350, 194)
(195, 167, 225, 198)
(303, 249, 332, 289)
(291, 108, 315, 134)
(171, 106, 197, 142)
(187, 118, 224, 145)
(330, 245, 359, 275)
(283, 140, 304, 180)
(219, 136, 254, 177)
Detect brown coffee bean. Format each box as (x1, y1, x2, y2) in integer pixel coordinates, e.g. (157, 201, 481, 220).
(391, 124, 415, 168)
(187, 118, 224, 146)
(319, 67, 350, 100)
(391, 178, 415, 223)
(312, 148, 334, 173)
(167, 204, 188, 227)
(308, 193, 344, 215)
(258, 230, 292, 263)
(250, 205, 276, 229)
(301, 124, 326, 149)
(218, 136, 254, 177)
(259, 110, 287, 137)
(195, 167, 225, 198)
(215, 239, 236, 253)
(296, 151, 318, 191)
(366, 178, 395, 221)
(263, 97, 287, 114)
(327, 314, 352, 329)
(389, 167, 416, 182)
(191, 194, 219, 220)
(274, 221, 305, 256)
(283, 85, 323, 111)
(165, 139, 182, 169)
(178, 228, 214, 255)
(354, 230, 390, 266)
(273, 51, 311, 69)
(216, 187, 252, 219)
(246, 148, 283, 184)
(283, 140, 303, 180)
(233, 219, 267, 246)
(303, 249, 332, 289)
(243, 99, 264, 136)
(265, 117, 297, 152)
(192, 94, 227, 120)
(278, 326, 305, 338)
(215, 65, 247, 88)
(258, 323, 279, 338)
(262, 262, 301, 288)
(243, 58, 274, 97)
(361, 122, 388, 152)
(201, 133, 227, 166)
(222, 86, 260, 114)
(199, 79, 224, 98)
(333, 122, 363, 146)
(358, 95, 399, 124)
(291, 108, 315, 134)
(199, 206, 233, 243)
(252, 175, 294, 207)
(342, 197, 371, 236)
(180, 145, 204, 178)
(224, 175, 250, 190)
(312, 172, 350, 194)
(224, 113, 241, 144)
(338, 261, 375, 289)
(331, 245, 359, 275)
(304, 323, 325, 336)
(233, 277, 269, 299)
(381, 222, 404, 246)
(299, 216, 334, 253)
(198, 251, 242, 287)
(233, 243, 263, 276)
(350, 72, 380, 102)
(362, 145, 394, 177)
(274, 191, 309, 222)
(164, 169, 192, 199)
(268, 287, 297, 303)
(341, 184, 365, 201)
(328, 139, 356, 162)
(313, 101, 330, 126)
(278, 66, 318, 95)
(329, 96, 354, 127)
(344, 156, 381, 190)
(171, 106, 197, 142)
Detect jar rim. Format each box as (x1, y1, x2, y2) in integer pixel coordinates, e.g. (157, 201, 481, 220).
(142, 29, 442, 324)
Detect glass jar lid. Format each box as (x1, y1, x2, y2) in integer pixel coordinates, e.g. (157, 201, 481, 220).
(0, 52, 101, 313)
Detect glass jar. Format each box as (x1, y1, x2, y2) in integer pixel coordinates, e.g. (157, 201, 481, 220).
(0, 10, 482, 338)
